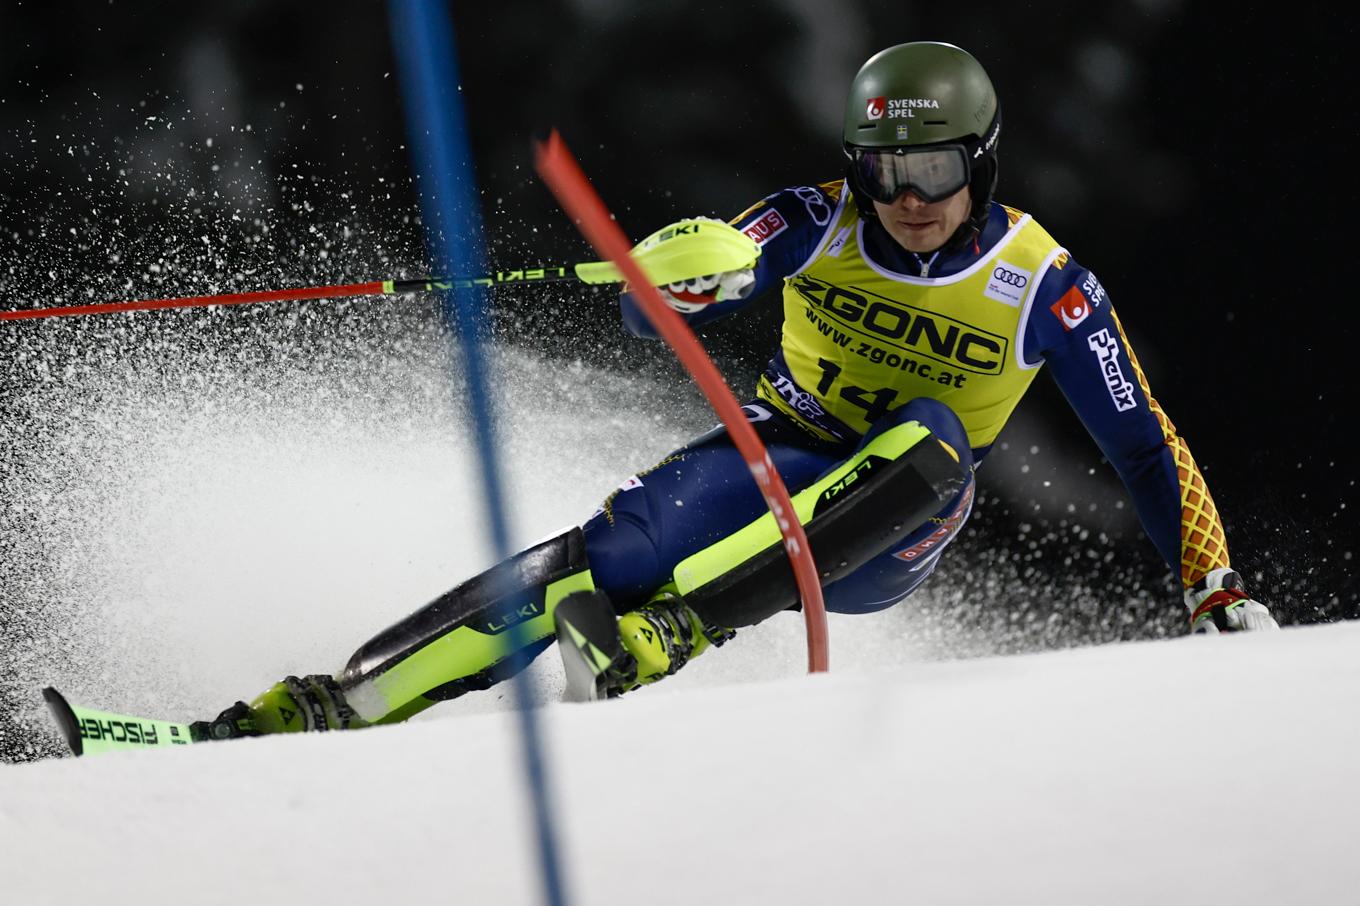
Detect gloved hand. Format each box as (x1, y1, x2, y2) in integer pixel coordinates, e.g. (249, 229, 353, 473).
(658, 268, 757, 313)
(1185, 567, 1280, 633)
(652, 214, 757, 312)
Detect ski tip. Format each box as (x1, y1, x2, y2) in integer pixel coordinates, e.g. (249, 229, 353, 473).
(42, 687, 84, 757)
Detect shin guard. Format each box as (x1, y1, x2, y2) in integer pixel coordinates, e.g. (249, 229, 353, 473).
(339, 527, 595, 722)
(676, 421, 966, 629)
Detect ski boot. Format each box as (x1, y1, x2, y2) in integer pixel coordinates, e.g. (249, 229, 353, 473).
(554, 590, 734, 701)
(191, 674, 366, 741)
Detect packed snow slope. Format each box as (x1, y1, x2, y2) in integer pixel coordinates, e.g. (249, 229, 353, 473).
(3, 620, 1357, 905)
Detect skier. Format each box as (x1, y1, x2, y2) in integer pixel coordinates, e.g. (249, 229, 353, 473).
(196, 41, 1278, 739)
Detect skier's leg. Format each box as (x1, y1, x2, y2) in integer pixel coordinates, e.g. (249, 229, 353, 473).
(199, 527, 596, 738)
(580, 403, 845, 611)
(678, 398, 970, 627)
(558, 399, 969, 695)
(553, 403, 849, 698)
(820, 397, 977, 613)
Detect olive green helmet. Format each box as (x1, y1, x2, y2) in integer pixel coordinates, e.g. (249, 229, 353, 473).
(842, 42, 1002, 237)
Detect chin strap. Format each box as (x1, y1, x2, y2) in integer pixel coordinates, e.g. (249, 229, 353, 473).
(939, 219, 984, 257)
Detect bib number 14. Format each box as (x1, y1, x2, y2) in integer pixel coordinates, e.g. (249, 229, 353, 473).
(815, 358, 899, 423)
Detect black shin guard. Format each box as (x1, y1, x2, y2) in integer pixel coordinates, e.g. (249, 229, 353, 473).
(337, 527, 594, 722)
(682, 426, 966, 629)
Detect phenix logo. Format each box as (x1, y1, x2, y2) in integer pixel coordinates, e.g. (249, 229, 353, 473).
(1088, 329, 1137, 412)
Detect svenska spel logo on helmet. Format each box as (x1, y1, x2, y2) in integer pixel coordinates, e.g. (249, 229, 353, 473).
(884, 98, 942, 119)
(866, 96, 886, 120)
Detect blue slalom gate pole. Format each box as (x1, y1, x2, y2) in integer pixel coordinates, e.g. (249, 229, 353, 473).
(387, 3, 568, 904)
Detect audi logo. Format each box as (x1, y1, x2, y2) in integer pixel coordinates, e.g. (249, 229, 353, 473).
(993, 267, 1027, 287)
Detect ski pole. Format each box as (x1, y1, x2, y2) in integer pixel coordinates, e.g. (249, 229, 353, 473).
(0, 217, 759, 322)
(0, 268, 576, 323)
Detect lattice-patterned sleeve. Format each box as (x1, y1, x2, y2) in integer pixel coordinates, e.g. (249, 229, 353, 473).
(1108, 311, 1231, 587)
(1030, 260, 1233, 589)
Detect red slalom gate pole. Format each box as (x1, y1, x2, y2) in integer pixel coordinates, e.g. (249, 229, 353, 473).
(534, 130, 830, 673)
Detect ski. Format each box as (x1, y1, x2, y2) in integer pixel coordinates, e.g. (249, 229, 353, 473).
(42, 687, 201, 757)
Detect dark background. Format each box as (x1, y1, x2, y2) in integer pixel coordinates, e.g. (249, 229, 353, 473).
(2, 0, 1356, 654)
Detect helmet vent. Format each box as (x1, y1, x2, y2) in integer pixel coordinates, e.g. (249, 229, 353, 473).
(923, 120, 947, 126)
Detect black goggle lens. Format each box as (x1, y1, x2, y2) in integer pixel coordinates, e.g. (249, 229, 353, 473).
(852, 146, 970, 204)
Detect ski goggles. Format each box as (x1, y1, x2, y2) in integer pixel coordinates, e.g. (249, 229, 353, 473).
(849, 144, 972, 204)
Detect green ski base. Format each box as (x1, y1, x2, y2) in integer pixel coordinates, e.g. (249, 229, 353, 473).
(42, 687, 201, 757)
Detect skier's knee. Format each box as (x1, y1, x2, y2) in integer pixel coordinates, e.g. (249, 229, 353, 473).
(869, 397, 972, 470)
(582, 512, 662, 608)
(681, 421, 968, 629)
(823, 473, 976, 614)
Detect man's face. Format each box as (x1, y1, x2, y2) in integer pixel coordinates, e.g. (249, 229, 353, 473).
(872, 186, 972, 254)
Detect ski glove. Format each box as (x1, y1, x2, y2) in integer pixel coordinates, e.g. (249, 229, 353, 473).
(657, 209, 756, 312)
(658, 268, 757, 313)
(1185, 567, 1279, 633)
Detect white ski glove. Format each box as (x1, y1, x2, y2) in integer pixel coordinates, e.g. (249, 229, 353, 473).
(1185, 567, 1280, 633)
(658, 268, 756, 313)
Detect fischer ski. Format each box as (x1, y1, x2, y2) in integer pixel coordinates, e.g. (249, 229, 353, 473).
(42, 687, 202, 757)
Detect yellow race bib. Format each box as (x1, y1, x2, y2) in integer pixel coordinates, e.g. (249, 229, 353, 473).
(758, 187, 1067, 448)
